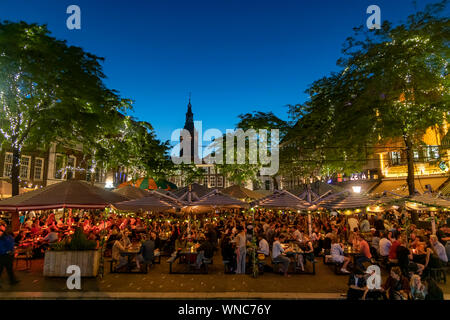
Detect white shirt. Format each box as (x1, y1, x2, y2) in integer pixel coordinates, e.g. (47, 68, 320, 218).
(258, 239, 269, 256)
(272, 240, 284, 259)
(292, 229, 302, 242)
(379, 238, 391, 257)
(348, 218, 359, 232)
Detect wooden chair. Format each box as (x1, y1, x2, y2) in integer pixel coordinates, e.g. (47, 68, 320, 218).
(14, 246, 33, 271)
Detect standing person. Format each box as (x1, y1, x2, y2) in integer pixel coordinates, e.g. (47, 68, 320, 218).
(0, 223, 19, 287)
(233, 226, 247, 274)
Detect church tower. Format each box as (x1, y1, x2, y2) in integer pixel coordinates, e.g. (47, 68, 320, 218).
(180, 96, 197, 162)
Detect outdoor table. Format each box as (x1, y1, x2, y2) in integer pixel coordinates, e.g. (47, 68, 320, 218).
(344, 246, 360, 266)
(120, 244, 142, 272)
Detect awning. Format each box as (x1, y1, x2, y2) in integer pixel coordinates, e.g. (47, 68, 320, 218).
(313, 192, 374, 210)
(0, 180, 129, 211)
(113, 185, 151, 200)
(370, 176, 449, 196)
(252, 190, 310, 210)
(113, 192, 183, 212)
(222, 185, 265, 201)
(173, 183, 211, 199)
(408, 195, 450, 209)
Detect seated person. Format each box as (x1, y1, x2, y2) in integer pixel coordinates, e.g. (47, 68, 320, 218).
(272, 234, 291, 277)
(347, 268, 369, 300)
(381, 266, 410, 300)
(137, 233, 156, 270)
(430, 235, 448, 266)
(330, 237, 351, 273)
(409, 274, 426, 300)
(174, 234, 188, 252)
(397, 235, 424, 276)
(111, 234, 129, 271)
(195, 235, 215, 268)
(257, 234, 269, 257)
(378, 231, 391, 260)
(355, 233, 372, 270)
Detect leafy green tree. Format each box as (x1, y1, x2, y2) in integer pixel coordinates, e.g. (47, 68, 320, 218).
(0, 21, 130, 195)
(215, 111, 288, 189)
(288, 1, 449, 195)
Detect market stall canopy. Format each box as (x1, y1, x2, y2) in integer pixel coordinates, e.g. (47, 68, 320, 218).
(118, 177, 177, 191)
(0, 180, 129, 211)
(173, 183, 211, 199)
(184, 189, 249, 213)
(408, 195, 450, 209)
(222, 185, 265, 201)
(313, 191, 374, 210)
(252, 190, 310, 210)
(370, 176, 449, 196)
(290, 181, 343, 198)
(113, 185, 151, 200)
(113, 191, 183, 212)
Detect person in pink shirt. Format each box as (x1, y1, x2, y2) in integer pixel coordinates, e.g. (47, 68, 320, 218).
(355, 233, 372, 270)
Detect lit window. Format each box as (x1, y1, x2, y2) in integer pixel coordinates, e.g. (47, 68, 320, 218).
(390, 151, 401, 165)
(217, 176, 223, 187)
(20, 156, 31, 179)
(54, 155, 65, 179)
(67, 156, 76, 180)
(34, 158, 44, 180)
(3, 153, 13, 177)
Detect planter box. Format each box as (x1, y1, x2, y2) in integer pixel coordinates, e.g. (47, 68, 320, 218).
(43, 250, 100, 277)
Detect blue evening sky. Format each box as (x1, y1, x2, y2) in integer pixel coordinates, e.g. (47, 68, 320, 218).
(0, 0, 443, 145)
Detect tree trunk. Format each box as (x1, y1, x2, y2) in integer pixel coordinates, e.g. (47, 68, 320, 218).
(11, 146, 21, 231)
(403, 135, 416, 196)
(11, 147, 20, 196)
(272, 176, 278, 190)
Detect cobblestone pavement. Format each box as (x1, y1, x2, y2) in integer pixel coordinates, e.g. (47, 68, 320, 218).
(1, 253, 448, 299)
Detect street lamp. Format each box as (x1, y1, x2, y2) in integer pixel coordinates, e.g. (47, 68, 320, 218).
(352, 186, 362, 194)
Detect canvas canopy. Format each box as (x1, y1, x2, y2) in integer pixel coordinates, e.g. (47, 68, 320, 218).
(252, 190, 310, 210)
(0, 180, 129, 211)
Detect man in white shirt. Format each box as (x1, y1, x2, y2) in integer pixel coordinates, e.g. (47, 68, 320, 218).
(258, 234, 269, 256)
(272, 235, 290, 277)
(379, 232, 391, 258)
(348, 215, 359, 233)
(292, 226, 303, 243)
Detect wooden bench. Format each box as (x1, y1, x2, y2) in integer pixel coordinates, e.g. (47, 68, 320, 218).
(430, 267, 447, 284)
(167, 255, 212, 274)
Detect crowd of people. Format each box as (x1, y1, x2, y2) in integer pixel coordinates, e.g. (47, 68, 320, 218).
(0, 206, 448, 300)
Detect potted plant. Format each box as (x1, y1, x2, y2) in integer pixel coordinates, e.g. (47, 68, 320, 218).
(43, 228, 100, 277)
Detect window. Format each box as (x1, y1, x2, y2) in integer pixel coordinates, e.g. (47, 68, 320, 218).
(265, 180, 271, 190)
(67, 156, 76, 180)
(3, 152, 12, 177)
(54, 154, 65, 179)
(95, 167, 104, 183)
(210, 176, 216, 187)
(390, 151, 401, 165)
(427, 146, 439, 160)
(34, 158, 44, 180)
(203, 177, 208, 186)
(413, 151, 419, 161)
(217, 176, 223, 188)
(20, 156, 31, 179)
